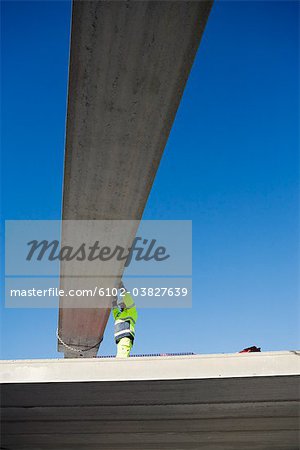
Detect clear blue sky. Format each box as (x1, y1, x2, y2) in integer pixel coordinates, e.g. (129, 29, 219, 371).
(1, 1, 299, 359)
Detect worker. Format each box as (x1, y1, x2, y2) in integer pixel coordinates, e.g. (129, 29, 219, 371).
(112, 281, 137, 358)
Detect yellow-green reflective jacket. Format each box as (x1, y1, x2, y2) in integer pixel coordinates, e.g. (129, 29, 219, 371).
(112, 292, 137, 343)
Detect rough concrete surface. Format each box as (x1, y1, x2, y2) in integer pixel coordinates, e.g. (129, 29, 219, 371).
(1, 351, 299, 449)
(58, 0, 213, 357)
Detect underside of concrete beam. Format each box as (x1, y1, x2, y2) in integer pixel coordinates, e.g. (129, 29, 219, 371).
(58, 0, 213, 357)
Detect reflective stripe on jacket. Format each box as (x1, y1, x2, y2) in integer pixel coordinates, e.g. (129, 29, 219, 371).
(112, 292, 137, 343)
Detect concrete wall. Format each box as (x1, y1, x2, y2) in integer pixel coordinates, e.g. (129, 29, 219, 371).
(58, 1, 213, 357)
(1, 352, 299, 449)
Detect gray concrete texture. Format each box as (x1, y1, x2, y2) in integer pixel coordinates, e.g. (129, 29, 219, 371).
(58, 0, 213, 357)
(1, 352, 300, 449)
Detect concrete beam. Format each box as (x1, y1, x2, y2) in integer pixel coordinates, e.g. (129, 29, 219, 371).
(58, 1, 213, 357)
(1, 351, 299, 383)
(1, 352, 299, 449)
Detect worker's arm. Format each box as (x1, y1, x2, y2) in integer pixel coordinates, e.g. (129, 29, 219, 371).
(121, 291, 138, 322)
(111, 283, 138, 321)
(112, 295, 120, 320)
(123, 291, 135, 309)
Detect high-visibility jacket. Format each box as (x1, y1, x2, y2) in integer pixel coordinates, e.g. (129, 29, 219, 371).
(112, 292, 137, 344)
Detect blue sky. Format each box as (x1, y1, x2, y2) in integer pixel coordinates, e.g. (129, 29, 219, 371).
(1, 1, 299, 359)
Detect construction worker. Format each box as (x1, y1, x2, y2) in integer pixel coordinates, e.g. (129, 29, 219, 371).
(112, 281, 137, 358)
